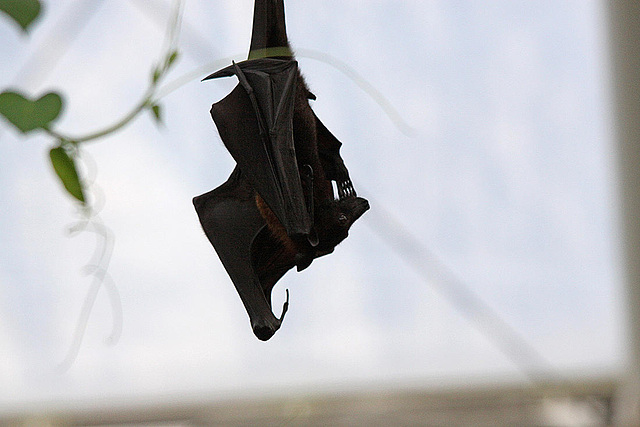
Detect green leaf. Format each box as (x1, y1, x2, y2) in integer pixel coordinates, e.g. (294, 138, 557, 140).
(0, 91, 63, 133)
(151, 67, 161, 84)
(0, 0, 42, 32)
(166, 50, 179, 69)
(150, 104, 162, 124)
(49, 146, 85, 204)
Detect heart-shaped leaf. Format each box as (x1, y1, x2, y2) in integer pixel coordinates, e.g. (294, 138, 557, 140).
(0, 0, 42, 32)
(0, 91, 63, 133)
(49, 146, 85, 204)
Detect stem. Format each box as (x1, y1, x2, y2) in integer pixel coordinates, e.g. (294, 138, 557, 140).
(75, 98, 150, 143)
(45, 93, 152, 145)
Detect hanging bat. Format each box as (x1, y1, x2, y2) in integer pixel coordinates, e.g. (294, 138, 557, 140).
(193, 0, 369, 341)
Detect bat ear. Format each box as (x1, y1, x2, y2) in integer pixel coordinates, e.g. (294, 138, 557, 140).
(249, 0, 292, 59)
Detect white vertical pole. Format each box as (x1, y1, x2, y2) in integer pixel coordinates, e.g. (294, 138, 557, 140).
(608, 1, 640, 426)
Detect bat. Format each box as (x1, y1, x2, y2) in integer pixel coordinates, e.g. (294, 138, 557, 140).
(193, 0, 369, 341)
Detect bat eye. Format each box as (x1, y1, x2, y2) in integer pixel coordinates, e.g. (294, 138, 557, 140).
(338, 214, 348, 225)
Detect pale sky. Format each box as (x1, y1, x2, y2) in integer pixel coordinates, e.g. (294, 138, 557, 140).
(0, 0, 621, 409)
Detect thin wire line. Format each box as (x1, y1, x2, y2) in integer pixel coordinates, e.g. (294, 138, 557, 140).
(296, 48, 417, 138)
(362, 192, 563, 384)
(10, 0, 104, 88)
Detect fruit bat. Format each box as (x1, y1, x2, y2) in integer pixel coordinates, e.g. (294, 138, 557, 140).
(193, 0, 369, 341)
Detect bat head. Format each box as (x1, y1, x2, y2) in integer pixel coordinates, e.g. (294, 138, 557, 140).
(313, 196, 369, 254)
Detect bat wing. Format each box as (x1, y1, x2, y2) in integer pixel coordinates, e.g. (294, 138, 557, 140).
(313, 111, 357, 199)
(204, 59, 312, 238)
(193, 167, 289, 341)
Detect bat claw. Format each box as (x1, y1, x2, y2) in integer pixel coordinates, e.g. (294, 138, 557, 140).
(337, 179, 357, 200)
(296, 254, 313, 271)
(307, 227, 319, 247)
(279, 289, 289, 321)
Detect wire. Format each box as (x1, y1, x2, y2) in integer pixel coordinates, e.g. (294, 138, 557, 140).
(297, 48, 417, 138)
(11, 0, 104, 88)
(362, 192, 563, 383)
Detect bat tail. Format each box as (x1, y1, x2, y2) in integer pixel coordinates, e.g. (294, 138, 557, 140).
(249, 0, 292, 59)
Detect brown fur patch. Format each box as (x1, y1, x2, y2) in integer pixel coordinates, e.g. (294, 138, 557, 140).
(255, 193, 298, 253)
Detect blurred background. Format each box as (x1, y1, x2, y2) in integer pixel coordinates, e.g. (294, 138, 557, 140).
(0, 0, 632, 425)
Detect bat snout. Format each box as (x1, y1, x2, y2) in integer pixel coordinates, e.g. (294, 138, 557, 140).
(347, 196, 370, 224)
(355, 197, 370, 216)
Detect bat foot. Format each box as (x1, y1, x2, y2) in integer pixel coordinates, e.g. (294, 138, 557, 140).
(253, 324, 278, 341)
(251, 289, 289, 341)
